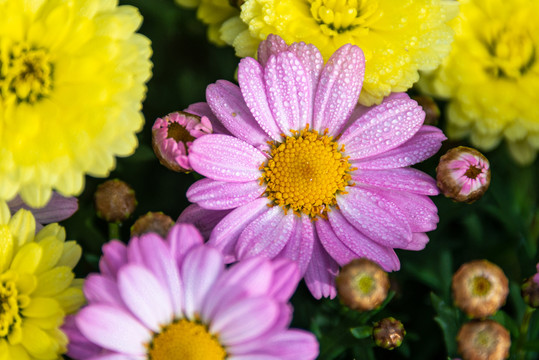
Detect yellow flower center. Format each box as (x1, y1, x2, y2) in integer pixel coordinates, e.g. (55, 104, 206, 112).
(471, 275, 492, 297)
(485, 27, 535, 79)
(0, 42, 53, 104)
(356, 274, 375, 295)
(260, 126, 354, 219)
(148, 319, 226, 360)
(0, 275, 22, 339)
(310, 0, 379, 36)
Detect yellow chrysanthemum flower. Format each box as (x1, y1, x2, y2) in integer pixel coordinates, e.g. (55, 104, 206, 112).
(0, 0, 152, 207)
(0, 201, 84, 359)
(420, 0, 539, 165)
(175, 0, 240, 46)
(216, 0, 457, 105)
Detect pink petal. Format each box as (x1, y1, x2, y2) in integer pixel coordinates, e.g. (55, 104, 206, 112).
(207, 80, 269, 147)
(187, 178, 264, 210)
(8, 192, 78, 224)
(267, 259, 301, 302)
(177, 204, 231, 240)
(238, 57, 281, 140)
(337, 187, 412, 248)
(117, 265, 173, 332)
(181, 246, 224, 320)
(88, 354, 142, 360)
(264, 51, 313, 134)
(99, 240, 128, 279)
(340, 97, 425, 159)
(166, 222, 204, 264)
(320, 211, 400, 271)
(378, 190, 439, 233)
(83, 274, 124, 307)
(304, 234, 338, 299)
(400, 233, 430, 251)
(208, 198, 270, 263)
(312, 44, 365, 136)
(130, 234, 183, 316)
(64, 315, 103, 359)
(185, 101, 231, 136)
(352, 168, 439, 195)
(288, 42, 324, 97)
(257, 34, 289, 67)
(76, 305, 151, 356)
(353, 126, 446, 169)
(244, 330, 319, 359)
(275, 215, 314, 276)
(210, 297, 279, 345)
(189, 134, 266, 182)
(235, 206, 295, 260)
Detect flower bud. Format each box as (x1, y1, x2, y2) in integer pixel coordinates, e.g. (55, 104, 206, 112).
(521, 264, 539, 308)
(452, 260, 508, 318)
(436, 146, 490, 203)
(94, 179, 137, 223)
(336, 258, 390, 311)
(152, 111, 212, 172)
(131, 212, 175, 238)
(412, 95, 440, 126)
(372, 317, 405, 350)
(457, 320, 510, 360)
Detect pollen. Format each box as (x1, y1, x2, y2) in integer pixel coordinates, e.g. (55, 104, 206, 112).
(260, 125, 355, 219)
(148, 319, 226, 360)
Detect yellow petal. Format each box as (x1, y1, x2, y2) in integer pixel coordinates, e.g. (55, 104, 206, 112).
(0, 225, 14, 273)
(22, 297, 63, 319)
(14, 273, 37, 295)
(34, 266, 74, 297)
(20, 322, 58, 359)
(8, 209, 35, 248)
(0, 201, 10, 225)
(10, 243, 42, 274)
(35, 223, 65, 243)
(54, 286, 85, 314)
(35, 237, 63, 273)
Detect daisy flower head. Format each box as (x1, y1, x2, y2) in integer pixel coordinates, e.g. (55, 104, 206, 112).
(218, 0, 457, 105)
(181, 35, 447, 298)
(65, 223, 319, 360)
(0, 0, 152, 207)
(0, 201, 84, 359)
(420, 0, 539, 164)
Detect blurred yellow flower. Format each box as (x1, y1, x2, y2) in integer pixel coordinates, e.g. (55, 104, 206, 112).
(217, 0, 456, 105)
(0, 0, 152, 207)
(420, 0, 539, 164)
(0, 201, 84, 359)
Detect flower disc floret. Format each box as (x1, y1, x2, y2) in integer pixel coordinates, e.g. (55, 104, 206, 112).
(0, 0, 152, 207)
(261, 126, 354, 218)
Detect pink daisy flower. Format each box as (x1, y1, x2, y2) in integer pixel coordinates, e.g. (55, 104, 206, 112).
(152, 111, 213, 172)
(534, 263, 539, 286)
(181, 35, 447, 298)
(64, 223, 318, 360)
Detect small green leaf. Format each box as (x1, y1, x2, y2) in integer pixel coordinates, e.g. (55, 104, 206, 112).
(431, 292, 461, 357)
(350, 325, 372, 339)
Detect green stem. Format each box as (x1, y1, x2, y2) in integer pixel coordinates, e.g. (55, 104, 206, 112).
(108, 222, 121, 240)
(517, 306, 536, 360)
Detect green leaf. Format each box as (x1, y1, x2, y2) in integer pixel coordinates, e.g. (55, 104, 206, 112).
(350, 325, 372, 339)
(430, 292, 461, 357)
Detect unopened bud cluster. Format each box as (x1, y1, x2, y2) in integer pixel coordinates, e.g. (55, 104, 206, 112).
(94, 179, 137, 223)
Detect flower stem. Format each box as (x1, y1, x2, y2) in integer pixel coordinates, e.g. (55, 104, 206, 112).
(108, 222, 121, 240)
(517, 306, 536, 360)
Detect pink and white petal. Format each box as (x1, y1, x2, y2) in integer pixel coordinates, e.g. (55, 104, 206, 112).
(207, 80, 269, 147)
(181, 246, 224, 320)
(340, 98, 425, 160)
(337, 187, 412, 248)
(185, 102, 231, 136)
(210, 297, 279, 345)
(64, 316, 104, 359)
(352, 168, 439, 196)
(257, 34, 289, 67)
(264, 51, 312, 134)
(378, 190, 439, 233)
(236, 330, 319, 360)
(208, 198, 270, 263)
(187, 178, 264, 210)
(76, 305, 151, 356)
(88, 354, 144, 360)
(325, 210, 400, 271)
(400, 233, 430, 251)
(235, 206, 295, 260)
(166, 223, 204, 266)
(353, 126, 446, 169)
(304, 234, 339, 299)
(312, 44, 365, 135)
(229, 355, 280, 360)
(288, 42, 324, 97)
(275, 214, 314, 276)
(189, 135, 266, 182)
(177, 204, 231, 240)
(99, 240, 128, 279)
(9, 192, 78, 224)
(132, 234, 183, 316)
(267, 259, 301, 302)
(238, 57, 282, 140)
(117, 265, 173, 332)
(83, 274, 124, 307)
